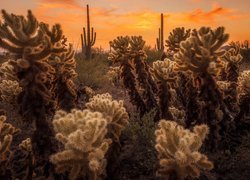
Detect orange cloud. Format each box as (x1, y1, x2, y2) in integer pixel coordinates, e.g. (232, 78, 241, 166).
(17, 1, 250, 49)
(186, 7, 234, 23)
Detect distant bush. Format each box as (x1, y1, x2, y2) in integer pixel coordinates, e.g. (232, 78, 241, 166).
(75, 53, 110, 89)
(143, 46, 162, 63)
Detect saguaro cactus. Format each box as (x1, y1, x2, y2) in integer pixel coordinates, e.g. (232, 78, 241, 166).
(156, 13, 164, 52)
(81, 4, 96, 59)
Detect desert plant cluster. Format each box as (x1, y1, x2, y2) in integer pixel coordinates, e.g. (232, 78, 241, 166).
(0, 9, 249, 180)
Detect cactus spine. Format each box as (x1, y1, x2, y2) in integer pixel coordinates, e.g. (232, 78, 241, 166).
(81, 4, 96, 59)
(156, 13, 164, 52)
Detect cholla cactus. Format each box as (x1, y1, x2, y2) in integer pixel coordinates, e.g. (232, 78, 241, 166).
(0, 10, 56, 119)
(220, 45, 243, 115)
(108, 36, 130, 63)
(174, 27, 233, 149)
(175, 27, 228, 75)
(0, 79, 22, 104)
(51, 44, 77, 111)
(235, 70, 250, 129)
(169, 107, 186, 125)
(238, 70, 250, 98)
(86, 93, 129, 142)
(0, 115, 18, 159)
(0, 61, 17, 81)
(106, 66, 121, 86)
(166, 27, 191, 53)
(223, 45, 242, 92)
(217, 81, 231, 92)
(152, 59, 176, 82)
(0, 10, 78, 177)
(155, 120, 213, 179)
(19, 138, 32, 152)
(151, 59, 177, 119)
(51, 109, 112, 180)
(109, 36, 147, 116)
(10, 138, 34, 179)
(85, 93, 129, 177)
(130, 36, 158, 115)
(0, 115, 19, 175)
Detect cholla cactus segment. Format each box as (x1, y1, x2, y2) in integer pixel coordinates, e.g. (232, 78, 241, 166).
(129, 36, 147, 59)
(222, 45, 242, 64)
(166, 27, 191, 53)
(238, 70, 250, 96)
(217, 81, 230, 92)
(0, 115, 19, 161)
(19, 138, 32, 152)
(86, 93, 129, 142)
(0, 60, 17, 81)
(0, 10, 42, 53)
(155, 120, 213, 179)
(106, 66, 121, 86)
(51, 109, 112, 180)
(168, 107, 186, 125)
(0, 79, 22, 104)
(109, 36, 130, 62)
(174, 27, 229, 74)
(83, 86, 95, 98)
(109, 36, 130, 54)
(151, 59, 177, 81)
(130, 36, 145, 52)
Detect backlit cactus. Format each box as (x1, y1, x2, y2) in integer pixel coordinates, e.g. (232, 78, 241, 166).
(0, 115, 19, 175)
(86, 93, 129, 143)
(51, 109, 112, 180)
(175, 27, 228, 74)
(238, 70, 250, 97)
(0, 79, 22, 104)
(155, 120, 213, 179)
(166, 27, 191, 53)
(109, 36, 147, 116)
(151, 59, 176, 119)
(0, 10, 78, 177)
(174, 27, 233, 149)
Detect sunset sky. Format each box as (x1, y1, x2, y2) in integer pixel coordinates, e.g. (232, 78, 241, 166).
(0, 0, 249, 50)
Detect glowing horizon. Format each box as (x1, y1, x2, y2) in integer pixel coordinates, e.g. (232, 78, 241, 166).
(0, 0, 249, 50)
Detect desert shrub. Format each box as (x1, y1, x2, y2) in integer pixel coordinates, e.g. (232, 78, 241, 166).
(75, 53, 110, 89)
(120, 109, 158, 178)
(143, 45, 162, 63)
(125, 109, 156, 146)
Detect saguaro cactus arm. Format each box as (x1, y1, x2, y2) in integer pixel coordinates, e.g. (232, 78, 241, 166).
(156, 13, 164, 51)
(81, 4, 96, 59)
